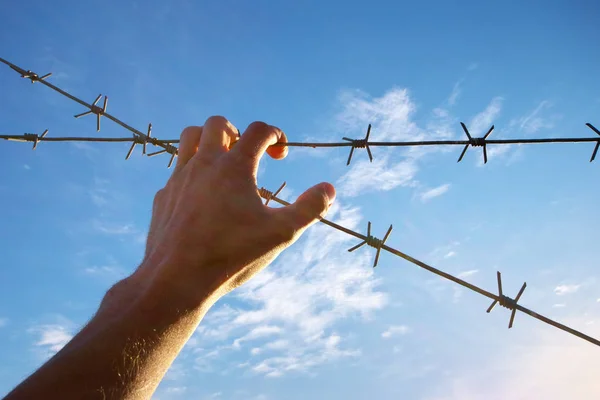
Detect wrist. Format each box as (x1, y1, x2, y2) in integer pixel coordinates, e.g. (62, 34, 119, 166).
(136, 255, 222, 313)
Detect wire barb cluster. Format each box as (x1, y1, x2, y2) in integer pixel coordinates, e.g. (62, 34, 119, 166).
(257, 184, 600, 348)
(343, 124, 374, 165)
(257, 181, 287, 205)
(0, 57, 178, 168)
(347, 221, 393, 267)
(4, 129, 50, 150)
(74, 94, 108, 132)
(458, 123, 494, 163)
(486, 271, 527, 329)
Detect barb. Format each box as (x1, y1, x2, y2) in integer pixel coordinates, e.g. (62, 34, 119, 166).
(347, 221, 393, 267)
(485, 271, 527, 329)
(258, 185, 600, 347)
(74, 94, 108, 132)
(257, 181, 286, 206)
(2, 129, 49, 150)
(457, 123, 494, 163)
(586, 123, 600, 162)
(342, 124, 374, 165)
(0, 57, 178, 167)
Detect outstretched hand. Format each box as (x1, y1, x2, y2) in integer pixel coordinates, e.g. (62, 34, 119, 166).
(4, 117, 336, 400)
(135, 116, 336, 308)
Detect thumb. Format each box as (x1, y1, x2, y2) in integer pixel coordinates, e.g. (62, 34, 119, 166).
(282, 182, 336, 232)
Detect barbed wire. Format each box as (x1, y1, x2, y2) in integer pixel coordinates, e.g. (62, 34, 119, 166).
(2, 56, 599, 348)
(258, 183, 600, 347)
(2, 57, 599, 167)
(0, 57, 180, 167)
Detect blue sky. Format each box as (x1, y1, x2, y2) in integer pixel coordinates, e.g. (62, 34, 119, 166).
(1, 0, 600, 398)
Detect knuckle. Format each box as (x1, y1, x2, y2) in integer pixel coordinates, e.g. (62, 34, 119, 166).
(205, 115, 230, 127)
(247, 120, 269, 133)
(153, 188, 165, 207)
(180, 125, 200, 140)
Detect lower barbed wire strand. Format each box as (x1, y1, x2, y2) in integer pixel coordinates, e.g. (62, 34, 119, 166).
(257, 188, 600, 348)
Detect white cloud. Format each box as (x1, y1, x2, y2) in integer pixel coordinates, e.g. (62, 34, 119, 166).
(512, 100, 555, 134)
(0, 318, 8, 327)
(444, 251, 456, 259)
(333, 88, 456, 198)
(554, 284, 581, 296)
(419, 184, 451, 202)
(468, 97, 503, 137)
(84, 264, 123, 276)
(23, 164, 31, 170)
(250, 334, 359, 378)
(335, 88, 420, 142)
(337, 156, 418, 197)
(430, 241, 461, 263)
(467, 63, 478, 71)
(448, 81, 461, 106)
(166, 386, 187, 394)
(232, 325, 282, 349)
(381, 325, 410, 338)
(552, 303, 566, 308)
(190, 202, 387, 377)
(457, 269, 478, 279)
(93, 220, 138, 235)
(29, 323, 74, 356)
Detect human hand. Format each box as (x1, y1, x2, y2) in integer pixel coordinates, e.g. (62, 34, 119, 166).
(133, 116, 335, 309)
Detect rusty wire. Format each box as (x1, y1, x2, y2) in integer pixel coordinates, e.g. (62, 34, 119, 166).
(2, 56, 600, 348)
(258, 184, 600, 347)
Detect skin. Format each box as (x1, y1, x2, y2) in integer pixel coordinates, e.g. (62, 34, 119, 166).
(4, 116, 336, 400)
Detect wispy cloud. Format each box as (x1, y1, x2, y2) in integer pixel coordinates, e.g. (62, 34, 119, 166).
(92, 219, 139, 236)
(447, 81, 461, 106)
(429, 241, 461, 263)
(382, 325, 410, 338)
(469, 97, 503, 137)
(29, 319, 75, 358)
(337, 156, 418, 197)
(0, 317, 8, 328)
(511, 100, 555, 134)
(457, 269, 478, 279)
(554, 284, 581, 296)
(189, 202, 387, 377)
(84, 264, 124, 277)
(444, 251, 457, 259)
(165, 386, 187, 395)
(331, 87, 478, 198)
(232, 325, 282, 349)
(419, 184, 451, 203)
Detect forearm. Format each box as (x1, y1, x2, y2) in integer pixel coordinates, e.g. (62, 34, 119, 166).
(5, 269, 215, 400)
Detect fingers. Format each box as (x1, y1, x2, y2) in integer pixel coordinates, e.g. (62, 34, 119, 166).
(195, 116, 239, 163)
(175, 126, 202, 171)
(266, 130, 288, 160)
(278, 182, 336, 234)
(232, 121, 287, 174)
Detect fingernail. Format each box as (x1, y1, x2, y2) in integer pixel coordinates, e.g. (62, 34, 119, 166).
(323, 183, 336, 207)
